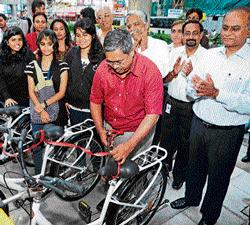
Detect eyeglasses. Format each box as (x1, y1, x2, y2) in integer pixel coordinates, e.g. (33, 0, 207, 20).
(187, 16, 199, 21)
(97, 14, 111, 20)
(105, 55, 129, 67)
(184, 31, 200, 37)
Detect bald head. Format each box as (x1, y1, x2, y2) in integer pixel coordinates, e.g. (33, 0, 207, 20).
(221, 7, 250, 52)
(224, 6, 250, 29)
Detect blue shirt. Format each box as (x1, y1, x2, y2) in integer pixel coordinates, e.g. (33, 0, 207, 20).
(186, 42, 250, 126)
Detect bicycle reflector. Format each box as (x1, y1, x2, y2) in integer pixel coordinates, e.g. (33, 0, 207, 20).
(79, 201, 92, 223)
(0, 208, 14, 225)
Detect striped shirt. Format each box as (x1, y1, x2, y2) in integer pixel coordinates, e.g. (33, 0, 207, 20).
(25, 60, 69, 81)
(186, 42, 250, 126)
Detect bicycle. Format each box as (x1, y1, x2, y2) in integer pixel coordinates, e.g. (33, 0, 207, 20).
(0, 106, 33, 166)
(0, 128, 86, 225)
(79, 130, 169, 225)
(0, 108, 105, 202)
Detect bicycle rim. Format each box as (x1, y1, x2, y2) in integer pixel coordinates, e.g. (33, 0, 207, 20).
(106, 165, 167, 225)
(50, 133, 105, 201)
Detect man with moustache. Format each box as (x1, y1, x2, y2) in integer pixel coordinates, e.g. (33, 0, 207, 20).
(125, 9, 169, 78)
(171, 7, 250, 225)
(160, 20, 207, 190)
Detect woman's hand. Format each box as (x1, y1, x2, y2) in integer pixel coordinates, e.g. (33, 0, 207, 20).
(65, 103, 70, 114)
(35, 103, 45, 113)
(5, 98, 18, 107)
(41, 110, 50, 123)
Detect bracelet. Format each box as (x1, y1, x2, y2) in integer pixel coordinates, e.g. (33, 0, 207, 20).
(44, 100, 48, 108)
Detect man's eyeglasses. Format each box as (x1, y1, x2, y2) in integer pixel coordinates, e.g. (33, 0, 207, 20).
(97, 14, 111, 20)
(105, 55, 129, 67)
(184, 31, 200, 37)
(187, 16, 199, 21)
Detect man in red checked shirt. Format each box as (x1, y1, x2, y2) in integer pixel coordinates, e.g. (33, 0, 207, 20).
(90, 29, 163, 165)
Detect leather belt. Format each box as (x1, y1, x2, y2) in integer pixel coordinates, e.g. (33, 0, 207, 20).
(197, 117, 242, 130)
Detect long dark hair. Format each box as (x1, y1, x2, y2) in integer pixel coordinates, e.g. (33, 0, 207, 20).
(50, 18, 72, 48)
(0, 26, 28, 64)
(36, 29, 58, 58)
(74, 18, 103, 64)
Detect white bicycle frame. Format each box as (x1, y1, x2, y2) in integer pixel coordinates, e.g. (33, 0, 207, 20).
(0, 118, 98, 225)
(88, 145, 167, 225)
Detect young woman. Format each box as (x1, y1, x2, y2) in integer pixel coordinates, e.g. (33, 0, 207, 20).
(25, 12, 47, 53)
(50, 18, 76, 61)
(26, 29, 69, 174)
(0, 26, 35, 108)
(0, 26, 35, 164)
(65, 18, 105, 125)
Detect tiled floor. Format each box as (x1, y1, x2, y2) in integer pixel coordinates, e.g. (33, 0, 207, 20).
(1, 134, 250, 224)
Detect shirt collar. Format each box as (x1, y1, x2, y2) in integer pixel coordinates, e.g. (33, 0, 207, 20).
(219, 42, 250, 59)
(183, 44, 204, 57)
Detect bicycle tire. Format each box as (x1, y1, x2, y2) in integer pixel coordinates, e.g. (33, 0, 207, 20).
(106, 164, 167, 225)
(50, 132, 105, 201)
(14, 115, 34, 167)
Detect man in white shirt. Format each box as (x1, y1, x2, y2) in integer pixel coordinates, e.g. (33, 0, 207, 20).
(125, 9, 169, 78)
(171, 7, 250, 225)
(95, 4, 114, 45)
(0, 13, 8, 43)
(160, 20, 207, 190)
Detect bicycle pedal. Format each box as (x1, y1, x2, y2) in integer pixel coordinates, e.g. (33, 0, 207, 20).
(79, 201, 92, 223)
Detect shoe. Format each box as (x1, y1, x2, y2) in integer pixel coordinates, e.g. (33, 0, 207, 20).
(198, 217, 215, 225)
(96, 198, 105, 212)
(172, 180, 184, 190)
(241, 155, 250, 163)
(170, 197, 199, 209)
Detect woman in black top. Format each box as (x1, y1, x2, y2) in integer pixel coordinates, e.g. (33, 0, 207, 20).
(0, 26, 35, 107)
(65, 18, 105, 125)
(50, 18, 76, 61)
(26, 29, 69, 174)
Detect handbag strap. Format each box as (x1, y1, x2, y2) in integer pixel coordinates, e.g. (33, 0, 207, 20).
(33, 60, 53, 91)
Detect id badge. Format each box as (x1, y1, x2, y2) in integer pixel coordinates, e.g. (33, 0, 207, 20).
(165, 104, 171, 114)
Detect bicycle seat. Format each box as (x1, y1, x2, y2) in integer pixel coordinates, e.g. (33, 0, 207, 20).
(98, 157, 139, 179)
(0, 105, 21, 117)
(33, 124, 64, 142)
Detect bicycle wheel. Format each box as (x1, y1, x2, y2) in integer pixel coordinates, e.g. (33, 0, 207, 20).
(13, 115, 34, 167)
(50, 132, 105, 201)
(106, 164, 167, 225)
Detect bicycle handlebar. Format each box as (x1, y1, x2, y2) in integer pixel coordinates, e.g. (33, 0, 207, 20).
(39, 176, 85, 197)
(8, 128, 85, 198)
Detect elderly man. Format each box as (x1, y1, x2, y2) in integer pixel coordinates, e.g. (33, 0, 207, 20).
(160, 20, 207, 190)
(0, 13, 8, 43)
(90, 29, 163, 164)
(125, 9, 169, 78)
(95, 4, 114, 45)
(171, 7, 250, 225)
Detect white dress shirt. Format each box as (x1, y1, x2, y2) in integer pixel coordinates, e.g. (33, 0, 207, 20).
(137, 36, 169, 78)
(167, 44, 207, 102)
(187, 42, 250, 126)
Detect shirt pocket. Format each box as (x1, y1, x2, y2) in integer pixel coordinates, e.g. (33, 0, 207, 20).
(222, 70, 247, 93)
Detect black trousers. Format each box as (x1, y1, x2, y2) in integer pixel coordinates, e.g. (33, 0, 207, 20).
(185, 115, 245, 224)
(160, 95, 194, 182)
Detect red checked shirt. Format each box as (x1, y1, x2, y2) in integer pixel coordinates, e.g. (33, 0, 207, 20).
(90, 53, 163, 131)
